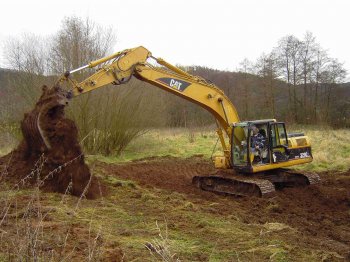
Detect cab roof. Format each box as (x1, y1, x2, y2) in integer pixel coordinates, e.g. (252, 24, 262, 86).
(233, 119, 277, 126)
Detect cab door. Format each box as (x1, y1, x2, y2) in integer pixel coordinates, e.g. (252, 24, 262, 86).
(231, 125, 249, 168)
(269, 122, 289, 163)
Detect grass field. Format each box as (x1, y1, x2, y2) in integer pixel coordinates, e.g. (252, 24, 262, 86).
(295, 126, 350, 172)
(2, 125, 350, 173)
(94, 126, 350, 173)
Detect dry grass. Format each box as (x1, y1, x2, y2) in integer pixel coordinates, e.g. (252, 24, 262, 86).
(290, 126, 350, 172)
(0, 155, 111, 261)
(145, 220, 180, 262)
(0, 124, 20, 157)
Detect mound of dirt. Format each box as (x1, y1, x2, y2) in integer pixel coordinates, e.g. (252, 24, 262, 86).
(0, 85, 102, 199)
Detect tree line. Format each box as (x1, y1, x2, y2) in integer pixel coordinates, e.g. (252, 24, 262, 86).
(0, 17, 348, 156)
(176, 32, 349, 127)
(251, 32, 347, 125)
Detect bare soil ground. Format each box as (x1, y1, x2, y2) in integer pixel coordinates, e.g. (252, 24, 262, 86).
(1, 156, 349, 261)
(97, 156, 350, 259)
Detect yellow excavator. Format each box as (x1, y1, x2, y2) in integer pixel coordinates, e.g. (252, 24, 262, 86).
(53, 46, 319, 197)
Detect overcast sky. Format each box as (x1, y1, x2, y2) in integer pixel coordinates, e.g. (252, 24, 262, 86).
(1, 0, 349, 80)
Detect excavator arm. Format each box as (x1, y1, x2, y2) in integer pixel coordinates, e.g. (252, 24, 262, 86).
(58, 46, 242, 167)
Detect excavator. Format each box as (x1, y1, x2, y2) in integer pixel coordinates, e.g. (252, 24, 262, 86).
(48, 46, 319, 197)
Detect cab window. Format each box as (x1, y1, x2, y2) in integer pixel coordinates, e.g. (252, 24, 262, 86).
(232, 126, 248, 166)
(278, 124, 288, 146)
(270, 123, 288, 147)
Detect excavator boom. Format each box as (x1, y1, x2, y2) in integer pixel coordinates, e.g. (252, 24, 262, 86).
(59, 46, 241, 168)
(63, 46, 239, 130)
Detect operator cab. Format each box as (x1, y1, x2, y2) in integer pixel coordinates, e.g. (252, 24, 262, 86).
(231, 119, 302, 173)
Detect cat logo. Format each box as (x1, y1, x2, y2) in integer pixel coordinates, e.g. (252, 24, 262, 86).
(156, 77, 191, 92)
(300, 152, 310, 159)
(169, 79, 183, 90)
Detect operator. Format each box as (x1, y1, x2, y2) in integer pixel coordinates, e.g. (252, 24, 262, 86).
(251, 125, 266, 162)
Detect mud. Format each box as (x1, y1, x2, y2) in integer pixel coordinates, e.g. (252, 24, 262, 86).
(0, 85, 102, 199)
(98, 157, 350, 257)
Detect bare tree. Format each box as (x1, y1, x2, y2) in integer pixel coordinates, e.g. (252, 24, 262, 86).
(323, 58, 347, 121)
(255, 52, 279, 118)
(47, 17, 116, 140)
(300, 32, 317, 116)
(276, 36, 293, 113)
(289, 37, 303, 121)
(238, 58, 253, 119)
(311, 45, 330, 122)
(49, 16, 115, 74)
(4, 34, 49, 108)
(275, 34, 335, 122)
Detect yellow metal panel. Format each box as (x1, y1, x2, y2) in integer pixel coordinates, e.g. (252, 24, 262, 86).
(71, 47, 151, 96)
(214, 156, 229, 169)
(251, 157, 313, 173)
(118, 46, 151, 71)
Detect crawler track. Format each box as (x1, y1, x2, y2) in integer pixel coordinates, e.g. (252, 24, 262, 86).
(192, 168, 321, 197)
(255, 168, 321, 189)
(192, 173, 275, 197)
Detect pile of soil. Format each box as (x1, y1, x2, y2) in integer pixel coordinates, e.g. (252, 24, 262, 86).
(0, 85, 101, 199)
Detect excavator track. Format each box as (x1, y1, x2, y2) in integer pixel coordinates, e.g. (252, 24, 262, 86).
(192, 171, 275, 197)
(192, 168, 320, 197)
(255, 168, 321, 189)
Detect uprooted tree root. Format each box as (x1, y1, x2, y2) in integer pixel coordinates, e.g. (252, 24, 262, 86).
(0, 85, 104, 199)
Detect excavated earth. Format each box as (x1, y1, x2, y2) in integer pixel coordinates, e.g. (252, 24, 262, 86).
(97, 157, 350, 258)
(0, 85, 102, 199)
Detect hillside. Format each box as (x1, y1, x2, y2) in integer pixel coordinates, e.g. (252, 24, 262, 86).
(1, 67, 349, 128)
